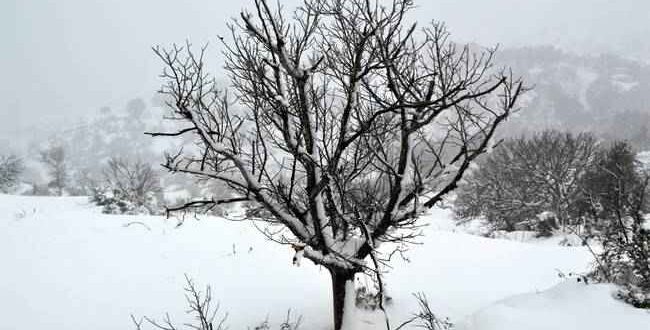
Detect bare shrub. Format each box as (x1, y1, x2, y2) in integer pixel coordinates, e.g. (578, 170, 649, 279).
(395, 293, 453, 330)
(132, 276, 302, 330)
(131, 275, 228, 330)
(91, 158, 163, 215)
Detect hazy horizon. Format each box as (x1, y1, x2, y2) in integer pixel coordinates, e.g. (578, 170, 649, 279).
(3, 0, 649, 146)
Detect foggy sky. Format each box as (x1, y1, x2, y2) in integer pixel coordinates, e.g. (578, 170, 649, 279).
(2, 0, 649, 145)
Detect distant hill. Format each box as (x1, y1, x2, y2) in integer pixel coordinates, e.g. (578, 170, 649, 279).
(496, 46, 650, 149)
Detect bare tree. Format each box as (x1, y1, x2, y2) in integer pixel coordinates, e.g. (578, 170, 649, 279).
(104, 158, 161, 201)
(39, 143, 68, 196)
(0, 154, 24, 193)
(150, 0, 523, 328)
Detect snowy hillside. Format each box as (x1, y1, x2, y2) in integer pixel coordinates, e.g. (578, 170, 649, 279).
(0, 194, 647, 330)
(497, 47, 650, 148)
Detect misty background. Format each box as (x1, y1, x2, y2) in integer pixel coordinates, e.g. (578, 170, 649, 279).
(2, 0, 650, 150)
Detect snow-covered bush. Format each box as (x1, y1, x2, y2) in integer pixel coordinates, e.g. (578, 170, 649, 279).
(454, 130, 598, 234)
(0, 154, 24, 193)
(581, 142, 650, 308)
(90, 158, 162, 215)
(592, 208, 650, 308)
(91, 186, 161, 215)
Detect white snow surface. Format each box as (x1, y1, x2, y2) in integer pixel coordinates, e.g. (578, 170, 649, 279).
(457, 282, 649, 330)
(0, 195, 648, 330)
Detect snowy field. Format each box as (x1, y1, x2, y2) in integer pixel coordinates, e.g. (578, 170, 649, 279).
(0, 194, 648, 329)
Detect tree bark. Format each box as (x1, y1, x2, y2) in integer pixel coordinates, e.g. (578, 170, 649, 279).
(329, 268, 356, 330)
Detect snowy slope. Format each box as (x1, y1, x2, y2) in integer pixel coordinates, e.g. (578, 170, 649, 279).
(457, 282, 649, 330)
(0, 195, 647, 330)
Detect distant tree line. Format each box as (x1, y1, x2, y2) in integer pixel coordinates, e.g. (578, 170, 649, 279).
(30, 140, 164, 215)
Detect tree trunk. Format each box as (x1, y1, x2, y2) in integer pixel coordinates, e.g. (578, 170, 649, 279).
(329, 268, 356, 330)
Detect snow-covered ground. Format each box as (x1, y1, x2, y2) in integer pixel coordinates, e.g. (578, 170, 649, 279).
(0, 194, 648, 329)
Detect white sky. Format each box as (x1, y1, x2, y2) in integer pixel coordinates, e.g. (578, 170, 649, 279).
(2, 0, 649, 141)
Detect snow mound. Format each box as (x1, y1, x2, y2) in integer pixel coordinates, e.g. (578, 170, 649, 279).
(457, 282, 650, 330)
